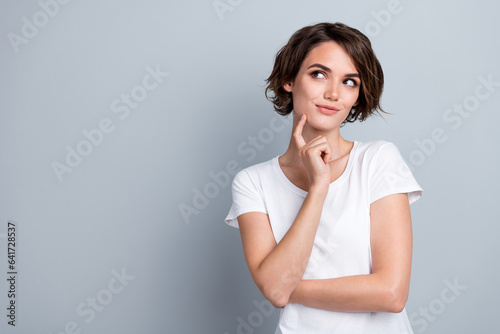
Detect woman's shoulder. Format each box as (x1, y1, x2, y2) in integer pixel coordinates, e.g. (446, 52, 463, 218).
(355, 139, 399, 156)
(233, 156, 277, 182)
(353, 140, 410, 175)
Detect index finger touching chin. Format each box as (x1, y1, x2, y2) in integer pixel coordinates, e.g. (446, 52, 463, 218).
(293, 114, 307, 148)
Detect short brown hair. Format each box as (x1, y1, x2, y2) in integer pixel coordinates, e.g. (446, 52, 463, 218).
(265, 22, 387, 124)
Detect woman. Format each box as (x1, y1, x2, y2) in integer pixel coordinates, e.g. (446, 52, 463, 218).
(225, 22, 423, 334)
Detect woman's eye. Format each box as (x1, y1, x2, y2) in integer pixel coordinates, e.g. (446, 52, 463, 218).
(345, 79, 357, 87)
(311, 71, 326, 79)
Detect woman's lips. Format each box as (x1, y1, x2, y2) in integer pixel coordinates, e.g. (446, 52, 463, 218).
(316, 104, 339, 115)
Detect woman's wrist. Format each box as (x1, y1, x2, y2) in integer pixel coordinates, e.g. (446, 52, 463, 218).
(308, 183, 329, 198)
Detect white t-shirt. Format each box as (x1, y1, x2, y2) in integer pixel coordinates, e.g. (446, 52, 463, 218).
(224, 140, 423, 334)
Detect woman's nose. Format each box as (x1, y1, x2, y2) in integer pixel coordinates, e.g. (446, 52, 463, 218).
(324, 81, 339, 101)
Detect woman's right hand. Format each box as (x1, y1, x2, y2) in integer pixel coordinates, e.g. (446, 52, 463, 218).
(293, 114, 332, 191)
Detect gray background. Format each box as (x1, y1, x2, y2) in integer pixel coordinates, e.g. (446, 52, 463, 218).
(0, 0, 498, 333)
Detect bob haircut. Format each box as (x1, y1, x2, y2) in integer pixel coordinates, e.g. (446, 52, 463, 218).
(265, 22, 386, 125)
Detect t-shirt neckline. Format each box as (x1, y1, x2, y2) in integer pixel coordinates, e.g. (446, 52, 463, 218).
(273, 140, 359, 197)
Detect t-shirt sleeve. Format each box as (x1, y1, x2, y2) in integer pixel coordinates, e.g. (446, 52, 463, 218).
(224, 169, 268, 229)
(370, 142, 423, 205)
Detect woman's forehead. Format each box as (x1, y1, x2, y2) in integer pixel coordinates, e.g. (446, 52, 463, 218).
(301, 41, 358, 73)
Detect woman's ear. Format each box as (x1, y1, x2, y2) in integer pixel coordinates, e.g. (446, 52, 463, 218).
(283, 81, 293, 93)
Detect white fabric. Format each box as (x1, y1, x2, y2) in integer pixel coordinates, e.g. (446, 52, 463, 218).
(224, 140, 423, 334)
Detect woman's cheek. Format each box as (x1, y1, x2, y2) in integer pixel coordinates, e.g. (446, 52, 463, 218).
(348, 89, 360, 105)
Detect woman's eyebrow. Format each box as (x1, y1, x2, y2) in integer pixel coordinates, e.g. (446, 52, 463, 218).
(308, 63, 331, 72)
(307, 63, 360, 78)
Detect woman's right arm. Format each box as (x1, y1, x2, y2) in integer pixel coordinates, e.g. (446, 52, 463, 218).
(238, 185, 327, 308)
(238, 114, 331, 308)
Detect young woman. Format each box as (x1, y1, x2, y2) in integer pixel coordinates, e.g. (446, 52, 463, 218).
(225, 22, 423, 334)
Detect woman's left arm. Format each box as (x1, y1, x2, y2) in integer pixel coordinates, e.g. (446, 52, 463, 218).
(288, 192, 413, 313)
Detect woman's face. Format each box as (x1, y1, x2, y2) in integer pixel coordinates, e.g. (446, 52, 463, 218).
(283, 41, 360, 130)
